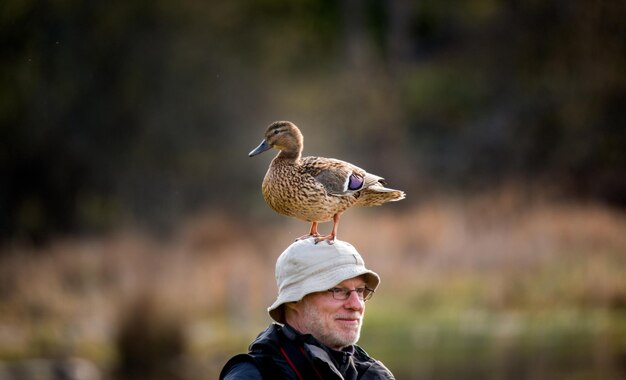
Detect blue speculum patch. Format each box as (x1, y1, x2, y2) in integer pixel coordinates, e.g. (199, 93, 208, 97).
(348, 173, 364, 190)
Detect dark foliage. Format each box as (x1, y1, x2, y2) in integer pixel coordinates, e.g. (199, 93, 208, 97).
(1, 0, 625, 244)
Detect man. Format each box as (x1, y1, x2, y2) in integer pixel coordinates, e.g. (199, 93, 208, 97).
(220, 238, 394, 379)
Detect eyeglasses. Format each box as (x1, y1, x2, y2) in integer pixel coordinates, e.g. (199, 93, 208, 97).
(327, 287, 375, 301)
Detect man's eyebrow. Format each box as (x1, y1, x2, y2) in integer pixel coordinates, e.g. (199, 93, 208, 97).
(337, 282, 368, 288)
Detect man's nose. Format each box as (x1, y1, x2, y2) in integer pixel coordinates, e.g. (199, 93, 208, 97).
(344, 290, 364, 310)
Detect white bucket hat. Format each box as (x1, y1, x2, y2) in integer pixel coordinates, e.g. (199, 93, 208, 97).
(268, 237, 380, 324)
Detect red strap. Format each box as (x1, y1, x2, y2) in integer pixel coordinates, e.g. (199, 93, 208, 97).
(280, 346, 304, 380)
(299, 346, 324, 380)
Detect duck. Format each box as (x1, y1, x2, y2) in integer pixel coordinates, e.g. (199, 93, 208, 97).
(249, 121, 405, 244)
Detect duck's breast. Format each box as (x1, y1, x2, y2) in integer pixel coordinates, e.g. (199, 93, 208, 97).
(261, 162, 354, 222)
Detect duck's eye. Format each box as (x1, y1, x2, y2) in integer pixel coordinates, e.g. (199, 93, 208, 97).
(274, 130, 280, 135)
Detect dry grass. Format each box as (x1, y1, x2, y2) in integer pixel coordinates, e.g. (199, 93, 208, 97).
(1, 190, 625, 378)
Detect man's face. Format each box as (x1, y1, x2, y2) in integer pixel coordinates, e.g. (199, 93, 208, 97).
(289, 276, 367, 350)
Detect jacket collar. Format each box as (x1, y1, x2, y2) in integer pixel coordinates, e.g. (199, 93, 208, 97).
(250, 323, 383, 379)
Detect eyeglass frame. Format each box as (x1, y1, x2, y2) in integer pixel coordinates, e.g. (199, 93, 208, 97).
(327, 287, 375, 301)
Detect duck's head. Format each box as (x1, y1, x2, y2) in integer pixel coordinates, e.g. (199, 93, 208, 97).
(249, 121, 304, 159)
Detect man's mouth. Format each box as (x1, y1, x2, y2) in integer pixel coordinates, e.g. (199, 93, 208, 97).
(335, 315, 361, 325)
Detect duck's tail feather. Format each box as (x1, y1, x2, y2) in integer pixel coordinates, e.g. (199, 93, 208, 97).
(355, 185, 405, 206)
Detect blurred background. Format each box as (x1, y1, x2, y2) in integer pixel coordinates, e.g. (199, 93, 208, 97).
(1, 0, 625, 379)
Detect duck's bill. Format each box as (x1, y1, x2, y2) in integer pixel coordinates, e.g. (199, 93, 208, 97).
(249, 139, 272, 157)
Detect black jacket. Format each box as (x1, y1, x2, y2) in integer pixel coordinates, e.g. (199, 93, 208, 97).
(220, 323, 394, 380)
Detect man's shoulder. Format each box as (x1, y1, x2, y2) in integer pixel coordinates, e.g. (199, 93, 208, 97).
(219, 324, 288, 380)
(220, 355, 263, 379)
(249, 323, 283, 349)
(353, 345, 395, 379)
(220, 350, 288, 380)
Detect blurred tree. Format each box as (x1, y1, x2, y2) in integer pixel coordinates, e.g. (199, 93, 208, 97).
(1, 0, 624, 244)
(401, 0, 626, 203)
(115, 294, 186, 380)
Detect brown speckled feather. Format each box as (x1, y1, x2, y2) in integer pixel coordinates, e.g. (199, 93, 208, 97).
(249, 121, 405, 242)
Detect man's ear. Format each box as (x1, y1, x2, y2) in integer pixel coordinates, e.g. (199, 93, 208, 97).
(284, 301, 301, 317)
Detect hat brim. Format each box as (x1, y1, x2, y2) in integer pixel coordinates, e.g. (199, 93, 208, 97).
(268, 269, 380, 324)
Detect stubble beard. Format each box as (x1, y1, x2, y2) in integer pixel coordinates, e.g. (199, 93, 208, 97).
(302, 302, 362, 350)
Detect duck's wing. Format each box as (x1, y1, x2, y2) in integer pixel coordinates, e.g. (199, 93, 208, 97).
(302, 156, 384, 196)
